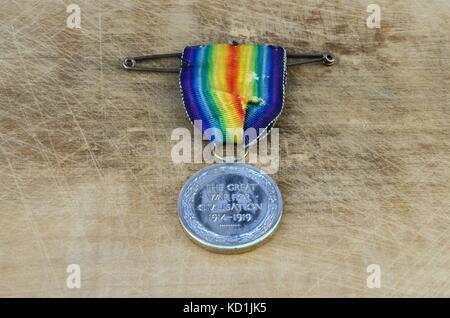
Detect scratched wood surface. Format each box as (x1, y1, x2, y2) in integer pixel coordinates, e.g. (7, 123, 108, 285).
(0, 0, 449, 297)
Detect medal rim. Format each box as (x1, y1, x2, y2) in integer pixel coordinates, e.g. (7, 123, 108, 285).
(177, 163, 283, 253)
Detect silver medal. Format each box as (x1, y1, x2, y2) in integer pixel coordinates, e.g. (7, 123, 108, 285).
(178, 163, 283, 253)
(121, 46, 336, 254)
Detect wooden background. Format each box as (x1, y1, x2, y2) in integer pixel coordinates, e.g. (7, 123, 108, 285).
(0, 0, 449, 297)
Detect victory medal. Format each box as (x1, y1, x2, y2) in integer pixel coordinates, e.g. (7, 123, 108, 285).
(122, 42, 336, 253)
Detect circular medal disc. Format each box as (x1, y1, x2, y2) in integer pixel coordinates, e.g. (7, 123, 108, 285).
(178, 163, 283, 253)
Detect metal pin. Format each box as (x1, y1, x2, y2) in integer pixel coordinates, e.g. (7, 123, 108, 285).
(286, 52, 336, 67)
(121, 53, 183, 73)
(121, 50, 336, 72)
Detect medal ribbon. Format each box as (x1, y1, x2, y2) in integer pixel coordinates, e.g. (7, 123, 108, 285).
(179, 44, 286, 145)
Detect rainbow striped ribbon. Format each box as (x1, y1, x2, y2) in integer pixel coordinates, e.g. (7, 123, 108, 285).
(179, 44, 286, 145)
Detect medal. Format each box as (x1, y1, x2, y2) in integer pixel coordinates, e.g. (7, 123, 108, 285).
(178, 163, 282, 253)
(122, 42, 336, 253)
